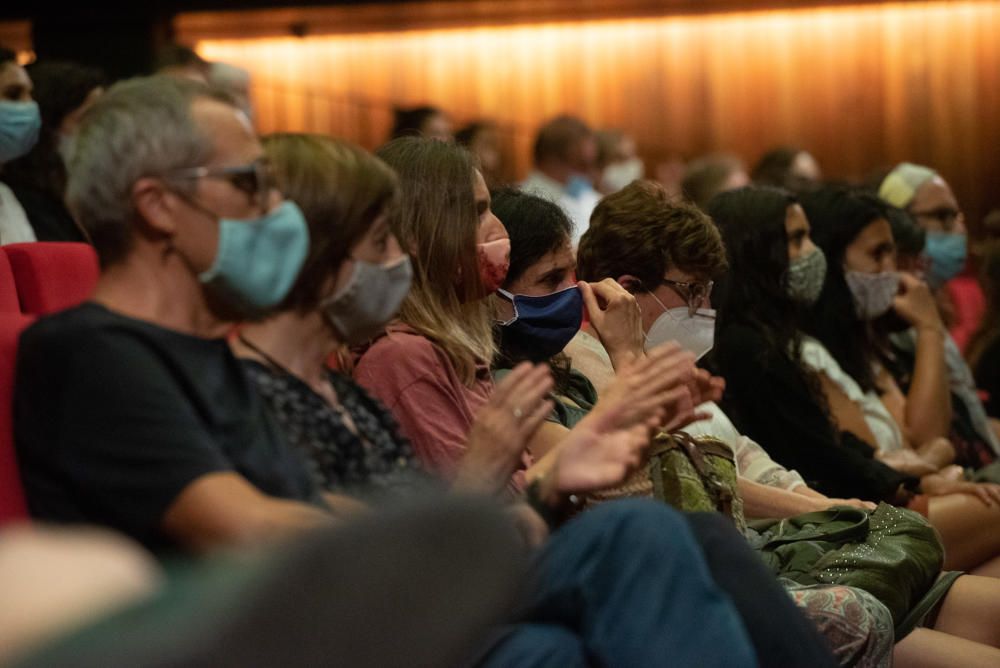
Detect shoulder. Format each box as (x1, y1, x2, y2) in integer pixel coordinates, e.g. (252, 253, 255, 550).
(354, 329, 456, 396)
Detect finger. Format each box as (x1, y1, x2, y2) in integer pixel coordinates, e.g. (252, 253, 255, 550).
(519, 399, 555, 440)
(578, 281, 603, 321)
(973, 485, 996, 508)
(504, 364, 554, 408)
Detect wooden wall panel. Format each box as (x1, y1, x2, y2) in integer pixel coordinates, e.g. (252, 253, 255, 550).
(184, 1, 1000, 228)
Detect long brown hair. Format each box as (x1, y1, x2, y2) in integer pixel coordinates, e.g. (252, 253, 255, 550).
(967, 241, 1000, 370)
(263, 133, 399, 313)
(376, 137, 494, 384)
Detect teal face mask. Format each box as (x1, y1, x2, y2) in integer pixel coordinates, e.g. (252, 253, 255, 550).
(924, 231, 967, 289)
(198, 201, 310, 314)
(0, 100, 41, 163)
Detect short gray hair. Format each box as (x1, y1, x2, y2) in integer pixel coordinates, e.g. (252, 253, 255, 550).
(66, 75, 232, 268)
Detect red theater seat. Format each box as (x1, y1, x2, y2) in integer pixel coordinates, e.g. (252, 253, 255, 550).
(4, 243, 99, 316)
(0, 252, 22, 314)
(0, 313, 35, 526)
(947, 276, 985, 353)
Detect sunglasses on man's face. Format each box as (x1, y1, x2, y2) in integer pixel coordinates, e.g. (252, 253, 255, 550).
(169, 159, 273, 209)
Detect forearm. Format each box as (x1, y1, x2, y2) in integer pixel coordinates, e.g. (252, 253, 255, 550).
(906, 325, 952, 443)
(740, 478, 828, 519)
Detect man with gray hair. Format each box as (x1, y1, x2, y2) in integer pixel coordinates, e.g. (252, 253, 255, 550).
(14, 75, 328, 553)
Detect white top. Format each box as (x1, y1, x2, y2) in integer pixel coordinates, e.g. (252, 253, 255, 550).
(799, 336, 905, 453)
(564, 330, 807, 490)
(521, 171, 600, 248)
(0, 183, 37, 245)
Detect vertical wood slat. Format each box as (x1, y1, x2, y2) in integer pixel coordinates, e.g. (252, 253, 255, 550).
(191, 1, 1000, 227)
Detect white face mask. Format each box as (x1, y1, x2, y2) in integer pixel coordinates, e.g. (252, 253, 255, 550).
(844, 269, 899, 321)
(601, 157, 644, 193)
(322, 256, 413, 345)
(643, 292, 716, 360)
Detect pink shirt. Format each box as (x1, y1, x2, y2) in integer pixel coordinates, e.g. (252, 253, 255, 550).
(354, 324, 527, 493)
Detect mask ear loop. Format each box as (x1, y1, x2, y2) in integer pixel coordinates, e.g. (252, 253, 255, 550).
(495, 289, 519, 326)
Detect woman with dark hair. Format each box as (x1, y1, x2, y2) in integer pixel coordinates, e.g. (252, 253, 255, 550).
(711, 185, 1000, 576)
(969, 243, 1000, 422)
(3, 60, 104, 241)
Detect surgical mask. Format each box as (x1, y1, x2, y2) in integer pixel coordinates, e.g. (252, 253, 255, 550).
(601, 158, 644, 193)
(924, 231, 967, 289)
(643, 292, 716, 360)
(323, 256, 413, 345)
(478, 238, 510, 294)
(786, 247, 828, 305)
(498, 286, 583, 362)
(844, 269, 900, 320)
(565, 174, 593, 199)
(0, 100, 41, 163)
(199, 201, 310, 314)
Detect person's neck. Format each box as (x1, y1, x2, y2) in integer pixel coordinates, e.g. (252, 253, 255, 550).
(91, 250, 230, 339)
(239, 309, 338, 389)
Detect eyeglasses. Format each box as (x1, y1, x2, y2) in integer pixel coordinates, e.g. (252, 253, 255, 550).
(169, 159, 273, 211)
(911, 207, 963, 232)
(661, 278, 714, 317)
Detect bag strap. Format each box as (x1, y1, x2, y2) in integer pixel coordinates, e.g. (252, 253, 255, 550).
(670, 433, 736, 519)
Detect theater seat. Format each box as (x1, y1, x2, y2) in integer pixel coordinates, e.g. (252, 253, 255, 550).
(0, 313, 35, 526)
(0, 252, 22, 314)
(3, 243, 99, 316)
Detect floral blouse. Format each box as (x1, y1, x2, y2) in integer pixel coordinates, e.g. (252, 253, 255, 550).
(243, 359, 425, 500)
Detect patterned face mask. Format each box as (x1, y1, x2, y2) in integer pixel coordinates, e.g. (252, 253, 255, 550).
(844, 269, 900, 320)
(785, 247, 828, 305)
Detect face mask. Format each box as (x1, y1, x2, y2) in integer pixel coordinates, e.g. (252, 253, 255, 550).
(477, 238, 510, 294)
(565, 174, 593, 199)
(643, 292, 716, 360)
(844, 269, 900, 320)
(924, 231, 967, 289)
(601, 158, 644, 193)
(786, 247, 828, 305)
(199, 201, 310, 314)
(323, 256, 413, 346)
(498, 286, 583, 362)
(0, 100, 41, 163)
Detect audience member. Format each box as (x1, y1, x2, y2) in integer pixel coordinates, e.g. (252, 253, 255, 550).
(710, 185, 1000, 576)
(154, 44, 211, 83)
(595, 128, 644, 194)
(209, 61, 254, 124)
(3, 59, 104, 242)
(389, 105, 452, 142)
(15, 76, 328, 553)
(879, 203, 1000, 471)
(521, 114, 601, 245)
(456, 121, 501, 184)
(751, 145, 822, 193)
(0, 47, 40, 244)
(681, 152, 749, 210)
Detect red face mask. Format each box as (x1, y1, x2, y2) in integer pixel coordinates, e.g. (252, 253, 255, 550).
(477, 238, 510, 295)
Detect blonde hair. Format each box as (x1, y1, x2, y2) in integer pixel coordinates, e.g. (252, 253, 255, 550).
(263, 133, 399, 313)
(376, 137, 495, 384)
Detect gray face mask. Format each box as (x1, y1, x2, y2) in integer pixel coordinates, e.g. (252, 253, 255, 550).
(844, 269, 900, 321)
(786, 247, 827, 305)
(322, 256, 413, 345)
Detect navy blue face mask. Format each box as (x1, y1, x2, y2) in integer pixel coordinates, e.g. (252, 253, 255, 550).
(498, 285, 583, 362)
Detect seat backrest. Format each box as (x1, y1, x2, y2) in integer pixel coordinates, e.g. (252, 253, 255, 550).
(0, 313, 35, 526)
(0, 252, 21, 314)
(4, 242, 99, 315)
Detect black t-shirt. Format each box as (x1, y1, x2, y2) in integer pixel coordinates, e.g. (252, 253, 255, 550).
(14, 303, 322, 552)
(713, 322, 913, 502)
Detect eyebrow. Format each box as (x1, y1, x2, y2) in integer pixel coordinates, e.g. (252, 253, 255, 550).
(538, 264, 574, 284)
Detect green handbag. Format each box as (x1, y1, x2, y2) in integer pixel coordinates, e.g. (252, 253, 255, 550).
(648, 432, 746, 532)
(750, 503, 958, 638)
